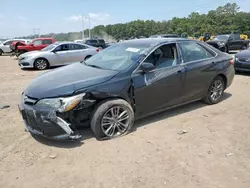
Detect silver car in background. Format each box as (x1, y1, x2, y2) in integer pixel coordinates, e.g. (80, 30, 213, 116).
(18, 42, 99, 70)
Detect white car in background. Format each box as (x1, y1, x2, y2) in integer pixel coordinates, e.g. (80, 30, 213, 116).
(0, 39, 31, 55)
(18, 42, 100, 70)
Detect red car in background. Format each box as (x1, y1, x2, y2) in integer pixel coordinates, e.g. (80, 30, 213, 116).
(16, 38, 56, 56)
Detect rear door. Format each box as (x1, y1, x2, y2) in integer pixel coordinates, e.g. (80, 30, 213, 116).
(2, 40, 14, 53)
(178, 41, 217, 103)
(42, 39, 53, 49)
(69, 43, 89, 62)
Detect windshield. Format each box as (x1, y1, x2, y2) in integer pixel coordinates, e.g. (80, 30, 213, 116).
(41, 44, 57, 51)
(83, 42, 151, 71)
(213, 35, 230, 41)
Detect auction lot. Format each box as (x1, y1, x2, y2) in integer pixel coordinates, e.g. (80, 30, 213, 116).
(0, 55, 250, 188)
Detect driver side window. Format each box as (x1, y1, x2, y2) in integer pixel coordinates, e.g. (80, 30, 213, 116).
(144, 43, 178, 70)
(33, 40, 42, 46)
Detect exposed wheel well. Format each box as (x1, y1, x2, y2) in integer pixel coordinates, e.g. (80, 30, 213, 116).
(85, 55, 92, 60)
(218, 74, 227, 89)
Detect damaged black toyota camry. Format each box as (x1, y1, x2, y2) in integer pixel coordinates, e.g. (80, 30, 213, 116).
(19, 38, 235, 141)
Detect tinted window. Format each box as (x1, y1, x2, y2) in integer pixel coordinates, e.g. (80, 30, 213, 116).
(98, 39, 105, 43)
(144, 43, 178, 69)
(4, 40, 13, 45)
(42, 39, 53, 45)
(70, 44, 86, 50)
(179, 41, 213, 62)
(33, 40, 42, 46)
(234, 34, 240, 40)
(54, 44, 69, 51)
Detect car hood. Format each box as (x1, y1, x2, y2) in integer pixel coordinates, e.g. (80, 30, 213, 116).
(236, 50, 250, 58)
(19, 51, 45, 58)
(24, 63, 118, 99)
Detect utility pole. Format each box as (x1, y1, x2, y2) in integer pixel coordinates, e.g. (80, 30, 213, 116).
(79, 15, 85, 40)
(88, 15, 91, 39)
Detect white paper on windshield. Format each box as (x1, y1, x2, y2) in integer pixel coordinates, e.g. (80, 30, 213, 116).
(126, 47, 140, 52)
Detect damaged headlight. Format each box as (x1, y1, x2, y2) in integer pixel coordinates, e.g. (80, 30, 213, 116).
(36, 93, 86, 112)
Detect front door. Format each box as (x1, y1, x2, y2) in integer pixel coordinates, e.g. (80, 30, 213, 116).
(177, 41, 218, 103)
(132, 43, 185, 117)
(50, 44, 71, 65)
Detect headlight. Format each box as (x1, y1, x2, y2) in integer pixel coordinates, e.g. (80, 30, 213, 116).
(36, 93, 86, 112)
(218, 42, 225, 47)
(235, 57, 239, 61)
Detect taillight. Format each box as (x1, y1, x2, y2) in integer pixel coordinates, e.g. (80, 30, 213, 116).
(229, 59, 234, 65)
(96, 49, 100, 52)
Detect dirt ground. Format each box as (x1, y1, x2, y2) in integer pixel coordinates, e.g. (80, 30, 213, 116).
(0, 55, 250, 188)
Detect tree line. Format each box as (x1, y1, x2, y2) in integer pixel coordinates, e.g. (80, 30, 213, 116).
(22, 3, 250, 41)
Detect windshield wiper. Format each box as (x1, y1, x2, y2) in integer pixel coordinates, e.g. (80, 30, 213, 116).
(83, 61, 103, 69)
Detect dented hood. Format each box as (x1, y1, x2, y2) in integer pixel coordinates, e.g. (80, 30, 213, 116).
(24, 62, 118, 99)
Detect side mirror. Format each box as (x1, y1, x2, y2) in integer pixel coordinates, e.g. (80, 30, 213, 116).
(140, 62, 155, 73)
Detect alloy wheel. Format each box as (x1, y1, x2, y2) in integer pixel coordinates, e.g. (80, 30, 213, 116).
(101, 106, 130, 137)
(36, 59, 47, 70)
(210, 79, 224, 102)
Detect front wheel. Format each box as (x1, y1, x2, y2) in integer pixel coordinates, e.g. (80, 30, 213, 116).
(91, 99, 134, 140)
(34, 58, 49, 70)
(203, 76, 225, 105)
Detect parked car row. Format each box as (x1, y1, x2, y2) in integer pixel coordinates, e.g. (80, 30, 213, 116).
(17, 38, 236, 141)
(18, 42, 100, 70)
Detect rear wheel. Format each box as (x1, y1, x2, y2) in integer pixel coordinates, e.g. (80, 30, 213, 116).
(91, 99, 134, 140)
(34, 58, 49, 70)
(203, 76, 225, 105)
(0, 49, 3, 56)
(242, 45, 247, 50)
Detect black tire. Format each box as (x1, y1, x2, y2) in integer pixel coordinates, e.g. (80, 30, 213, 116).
(242, 45, 247, 50)
(203, 76, 225, 105)
(224, 46, 229, 53)
(34, 58, 49, 70)
(91, 99, 134, 140)
(0, 49, 3, 56)
(84, 55, 92, 60)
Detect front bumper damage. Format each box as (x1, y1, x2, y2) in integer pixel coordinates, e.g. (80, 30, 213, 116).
(19, 94, 82, 140)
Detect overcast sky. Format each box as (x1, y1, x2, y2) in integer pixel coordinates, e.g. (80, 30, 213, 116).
(0, 0, 249, 37)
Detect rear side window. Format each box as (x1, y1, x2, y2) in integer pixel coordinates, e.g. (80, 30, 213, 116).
(4, 40, 13, 45)
(42, 39, 53, 45)
(179, 41, 213, 62)
(234, 34, 240, 40)
(70, 44, 87, 50)
(98, 39, 105, 43)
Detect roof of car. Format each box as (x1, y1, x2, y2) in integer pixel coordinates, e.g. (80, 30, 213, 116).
(120, 38, 191, 45)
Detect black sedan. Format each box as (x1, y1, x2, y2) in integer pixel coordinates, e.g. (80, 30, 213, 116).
(19, 38, 235, 141)
(235, 47, 250, 72)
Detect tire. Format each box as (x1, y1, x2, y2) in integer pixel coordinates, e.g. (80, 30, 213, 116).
(203, 76, 225, 105)
(224, 46, 229, 53)
(242, 45, 247, 50)
(0, 49, 3, 56)
(91, 99, 134, 140)
(84, 55, 92, 60)
(34, 58, 49, 70)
